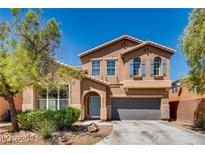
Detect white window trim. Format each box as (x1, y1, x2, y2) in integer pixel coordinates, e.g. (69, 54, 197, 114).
(154, 58, 161, 76)
(106, 59, 116, 77)
(132, 58, 141, 76)
(68, 84, 71, 105)
(37, 85, 70, 110)
(154, 68, 160, 76)
(91, 59, 101, 77)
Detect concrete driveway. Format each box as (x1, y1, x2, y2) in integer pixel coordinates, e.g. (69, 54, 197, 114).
(97, 120, 205, 145)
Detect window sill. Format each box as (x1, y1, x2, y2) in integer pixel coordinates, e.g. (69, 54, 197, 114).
(153, 75, 164, 80)
(106, 75, 116, 77)
(91, 75, 101, 78)
(132, 76, 143, 80)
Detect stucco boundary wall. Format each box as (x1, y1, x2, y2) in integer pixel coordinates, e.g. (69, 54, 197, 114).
(177, 98, 205, 126)
(0, 94, 23, 122)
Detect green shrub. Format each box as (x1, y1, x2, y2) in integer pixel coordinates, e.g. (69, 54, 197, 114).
(17, 109, 55, 130)
(28, 109, 55, 125)
(33, 119, 56, 139)
(197, 112, 205, 128)
(17, 108, 80, 130)
(54, 108, 80, 129)
(17, 110, 33, 130)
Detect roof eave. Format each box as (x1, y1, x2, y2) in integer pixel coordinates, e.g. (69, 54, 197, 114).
(78, 35, 143, 58)
(85, 75, 109, 86)
(121, 41, 175, 56)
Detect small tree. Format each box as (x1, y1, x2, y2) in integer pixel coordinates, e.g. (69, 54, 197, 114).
(181, 9, 205, 94)
(0, 9, 81, 131)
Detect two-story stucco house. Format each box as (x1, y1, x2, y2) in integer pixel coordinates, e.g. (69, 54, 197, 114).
(22, 35, 175, 121)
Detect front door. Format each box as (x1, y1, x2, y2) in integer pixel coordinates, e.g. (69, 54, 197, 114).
(89, 96, 101, 118)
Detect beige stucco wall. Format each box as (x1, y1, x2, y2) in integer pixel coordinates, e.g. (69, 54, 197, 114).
(80, 41, 172, 83)
(169, 86, 205, 102)
(169, 85, 205, 125)
(79, 39, 172, 120)
(123, 46, 171, 80)
(22, 37, 173, 121)
(160, 98, 170, 120)
(179, 87, 205, 100)
(110, 85, 168, 98)
(0, 94, 22, 122)
(22, 78, 109, 121)
(23, 86, 37, 111)
(80, 78, 107, 120)
(80, 40, 139, 84)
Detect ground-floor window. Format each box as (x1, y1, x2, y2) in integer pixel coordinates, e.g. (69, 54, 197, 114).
(37, 85, 69, 110)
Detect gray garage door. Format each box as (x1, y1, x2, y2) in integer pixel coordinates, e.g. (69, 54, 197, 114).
(111, 98, 161, 120)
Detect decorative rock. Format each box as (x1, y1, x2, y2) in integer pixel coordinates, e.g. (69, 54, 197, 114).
(60, 136, 68, 142)
(65, 140, 72, 145)
(87, 123, 99, 133)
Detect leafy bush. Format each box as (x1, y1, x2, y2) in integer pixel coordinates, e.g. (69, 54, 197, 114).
(33, 119, 56, 139)
(197, 112, 205, 128)
(17, 108, 80, 130)
(54, 108, 80, 129)
(17, 109, 55, 130)
(16, 110, 33, 130)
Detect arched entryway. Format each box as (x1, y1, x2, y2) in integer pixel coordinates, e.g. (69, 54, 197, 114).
(83, 91, 101, 119)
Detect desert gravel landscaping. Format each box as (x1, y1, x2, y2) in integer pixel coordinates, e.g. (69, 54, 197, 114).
(0, 122, 112, 145)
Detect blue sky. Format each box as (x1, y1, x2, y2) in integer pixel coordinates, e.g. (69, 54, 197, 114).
(0, 9, 192, 80)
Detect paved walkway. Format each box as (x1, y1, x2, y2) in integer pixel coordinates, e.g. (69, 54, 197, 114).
(0, 122, 10, 134)
(97, 120, 205, 145)
(82, 120, 112, 126)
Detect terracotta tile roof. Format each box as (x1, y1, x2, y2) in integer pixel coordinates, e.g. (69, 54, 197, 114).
(121, 41, 175, 55)
(85, 75, 109, 86)
(55, 60, 81, 70)
(55, 60, 109, 86)
(78, 35, 143, 58)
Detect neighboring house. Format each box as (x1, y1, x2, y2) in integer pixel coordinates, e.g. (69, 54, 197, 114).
(23, 35, 175, 121)
(169, 80, 205, 125)
(0, 94, 23, 122)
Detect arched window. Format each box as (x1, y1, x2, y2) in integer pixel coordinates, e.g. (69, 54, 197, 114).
(154, 57, 161, 75)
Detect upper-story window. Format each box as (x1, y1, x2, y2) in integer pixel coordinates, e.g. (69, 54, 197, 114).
(37, 85, 69, 110)
(130, 58, 142, 76)
(154, 57, 161, 76)
(92, 60, 100, 76)
(133, 58, 141, 76)
(107, 60, 116, 76)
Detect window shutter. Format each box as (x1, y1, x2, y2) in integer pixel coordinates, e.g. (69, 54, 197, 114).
(129, 59, 134, 77)
(162, 58, 167, 77)
(150, 58, 154, 77)
(141, 59, 146, 77)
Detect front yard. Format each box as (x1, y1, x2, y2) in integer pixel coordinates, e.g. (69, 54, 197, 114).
(170, 120, 205, 136)
(0, 122, 112, 145)
(0, 108, 112, 145)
